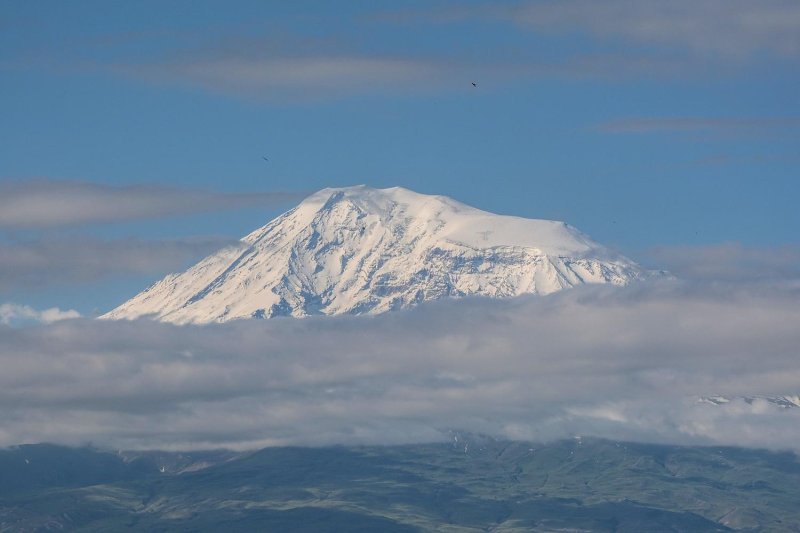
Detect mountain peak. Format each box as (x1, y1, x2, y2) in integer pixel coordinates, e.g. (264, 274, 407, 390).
(247, 185, 598, 257)
(103, 186, 648, 324)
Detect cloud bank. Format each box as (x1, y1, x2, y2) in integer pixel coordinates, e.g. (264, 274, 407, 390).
(0, 180, 301, 228)
(1, 281, 799, 451)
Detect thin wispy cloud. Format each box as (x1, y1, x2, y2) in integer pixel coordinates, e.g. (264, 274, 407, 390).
(119, 54, 472, 100)
(373, 0, 800, 85)
(509, 0, 800, 60)
(0, 236, 240, 291)
(3, 0, 798, 111)
(14, 1, 796, 101)
(119, 52, 697, 100)
(596, 116, 800, 133)
(0, 180, 301, 228)
(647, 243, 800, 284)
(1, 282, 799, 451)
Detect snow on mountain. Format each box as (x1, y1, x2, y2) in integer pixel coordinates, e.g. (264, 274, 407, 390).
(102, 185, 651, 324)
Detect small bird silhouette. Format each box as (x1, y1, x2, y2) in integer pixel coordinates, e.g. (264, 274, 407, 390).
(262, 156, 269, 162)
(471, 82, 477, 87)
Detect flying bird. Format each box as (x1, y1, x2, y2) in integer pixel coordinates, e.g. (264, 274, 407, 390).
(471, 82, 477, 87)
(262, 156, 269, 162)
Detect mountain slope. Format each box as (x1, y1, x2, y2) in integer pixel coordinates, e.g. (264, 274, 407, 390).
(103, 186, 649, 324)
(3, 439, 800, 531)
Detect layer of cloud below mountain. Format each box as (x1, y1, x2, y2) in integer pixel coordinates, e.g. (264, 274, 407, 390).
(1, 280, 798, 451)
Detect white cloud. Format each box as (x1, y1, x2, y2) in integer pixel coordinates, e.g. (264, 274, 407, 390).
(0, 303, 80, 326)
(1, 281, 799, 451)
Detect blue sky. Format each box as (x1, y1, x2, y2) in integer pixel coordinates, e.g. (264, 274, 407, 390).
(2, 0, 799, 314)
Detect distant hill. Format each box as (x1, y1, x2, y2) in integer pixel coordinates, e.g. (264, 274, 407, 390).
(2, 437, 798, 531)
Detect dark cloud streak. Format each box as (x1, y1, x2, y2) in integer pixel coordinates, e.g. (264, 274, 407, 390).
(646, 243, 800, 283)
(596, 116, 800, 134)
(0, 236, 240, 291)
(0, 180, 302, 228)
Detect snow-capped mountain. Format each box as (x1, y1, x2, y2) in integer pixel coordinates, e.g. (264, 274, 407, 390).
(102, 186, 651, 324)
